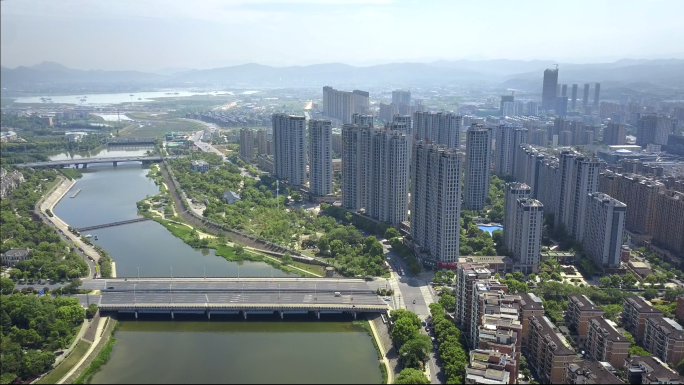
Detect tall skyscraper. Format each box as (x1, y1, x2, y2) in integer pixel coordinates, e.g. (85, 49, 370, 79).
(571, 84, 578, 110)
(494, 125, 527, 177)
(561, 84, 568, 97)
(322, 86, 369, 124)
(500, 95, 514, 116)
(542, 68, 559, 112)
(392, 90, 411, 105)
(503, 182, 531, 250)
(308, 119, 332, 197)
(272, 114, 306, 186)
(464, 124, 492, 211)
(563, 154, 601, 241)
(413, 112, 462, 148)
(583, 192, 626, 268)
(257, 129, 269, 156)
(411, 142, 463, 263)
(593, 83, 601, 108)
(512, 198, 543, 273)
(583, 83, 590, 110)
(341, 124, 408, 225)
(239, 128, 254, 160)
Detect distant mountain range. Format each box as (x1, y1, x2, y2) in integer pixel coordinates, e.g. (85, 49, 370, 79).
(2, 59, 683, 92)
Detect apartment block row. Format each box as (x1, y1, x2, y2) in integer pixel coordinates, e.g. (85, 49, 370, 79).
(322, 86, 369, 124)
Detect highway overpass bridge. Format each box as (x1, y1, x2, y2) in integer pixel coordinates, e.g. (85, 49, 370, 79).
(84, 278, 389, 319)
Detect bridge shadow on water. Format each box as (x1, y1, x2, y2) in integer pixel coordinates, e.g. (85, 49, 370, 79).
(109, 312, 367, 323)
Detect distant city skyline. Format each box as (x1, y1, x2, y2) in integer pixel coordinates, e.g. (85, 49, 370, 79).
(2, 0, 683, 71)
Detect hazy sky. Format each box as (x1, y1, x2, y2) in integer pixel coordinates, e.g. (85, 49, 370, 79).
(2, 0, 683, 71)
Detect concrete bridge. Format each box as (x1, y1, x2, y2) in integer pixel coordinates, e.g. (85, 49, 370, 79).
(108, 137, 157, 146)
(77, 217, 151, 232)
(15, 156, 165, 168)
(85, 278, 388, 319)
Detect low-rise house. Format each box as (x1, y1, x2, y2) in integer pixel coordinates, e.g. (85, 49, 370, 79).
(191, 160, 210, 173)
(223, 190, 241, 204)
(1, 248, 31, 266)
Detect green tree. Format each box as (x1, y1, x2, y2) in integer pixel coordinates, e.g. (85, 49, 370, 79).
(391, 317, 420, 347)
(281, 252, 293, 264)
(390, 309, 422, 328)
(395, 368, 430, 385)
(385, 227, 400, 239)
(644, 288, 659, 300)
(629, 346, 652, 356)
(439, 294, 456, 310)
(0, 278, 14, 294)
(399, 335, 432, 369)
(317, 238, 329, 253)
(676, 358, 684, 376)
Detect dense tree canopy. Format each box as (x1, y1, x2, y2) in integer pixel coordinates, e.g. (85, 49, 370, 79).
(1, 169, 89, 282)
(395, 368, 430, 385)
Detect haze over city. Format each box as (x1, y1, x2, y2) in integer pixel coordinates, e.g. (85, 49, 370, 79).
(2, 1, 684, 385)
(2, 0, 684, 71)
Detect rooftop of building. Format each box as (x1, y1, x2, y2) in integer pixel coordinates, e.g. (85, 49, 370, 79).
(1, 248, 30, 258)
(569, 294, 604, 313)
(519, 293, 544, 311)
(568, 360, 621, 384)
(624, 295, 662, 314)
(589, 317, 628, 343)
(626, 356, 684, 383)
(529, 315, 576, 356)
(647, 315, 684, 340)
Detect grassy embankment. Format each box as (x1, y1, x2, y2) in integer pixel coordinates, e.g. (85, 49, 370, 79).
(37, 340, 92, 384)
(353, 319, 388, 384)
(59, 168, 83, 180)
(72, 321, 119, 385)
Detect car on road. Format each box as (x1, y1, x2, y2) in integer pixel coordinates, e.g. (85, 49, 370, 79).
(384, 297, 391, 301)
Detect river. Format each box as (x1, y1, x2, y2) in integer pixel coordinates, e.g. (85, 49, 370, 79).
(12, 90, 260, 105)
(91, 317, 381, 384)
(52, 162, 293, 277)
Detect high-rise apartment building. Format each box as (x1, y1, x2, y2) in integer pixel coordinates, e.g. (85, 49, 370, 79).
(511, 198, 543, 273)
(493, 125, 527, 177)
(561, 84, 568, 97)
(555, 96, 569, 116)
(583, 83, 590, 110)
(322, 86, 369, 124)
(603, 122, 626, 145)
(583, 192, 626, 268)
(411, 142, 463, 263)
(500, 95, 514, 116)
(503, 183, 531, 248)
(637, 114, 674, 147)
(566, 156, 601, 241)
(257, 129, 269, 156)
(272, 114, 307, 186)
(571, 84, 578, 110)
(464, 124, 492, 211)
(593, 83, 601, 108)
(455, 263, 491, 333)
(527, 101, 539, 116)
(239, 128, 254, 160)
(413, 112, 462, 148)
(308, 119, 332, 197)
(541, 68, 559, 112)
(652, 191, 684, 256)
(378, 103, 398, 122)
(392, 90, 411, 105)
(332, 133, 343, 155)
(341, 124, 408, 225)
(566, 294, 605, 347)
(389, 115, 412, 134)
(352, 113, 374, 128)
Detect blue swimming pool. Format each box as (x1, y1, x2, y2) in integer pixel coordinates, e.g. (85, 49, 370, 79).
(478, 225, 503, 234)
